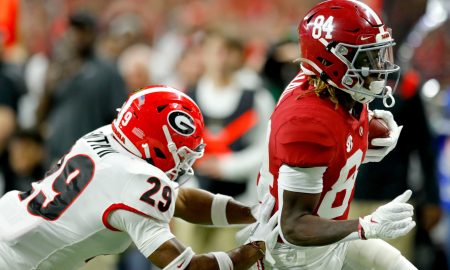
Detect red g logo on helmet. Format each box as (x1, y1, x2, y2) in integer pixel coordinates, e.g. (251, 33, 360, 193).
(168, 111, 196, 136)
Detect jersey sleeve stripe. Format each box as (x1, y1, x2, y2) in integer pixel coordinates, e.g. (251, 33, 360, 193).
(102, 203, 159, 231)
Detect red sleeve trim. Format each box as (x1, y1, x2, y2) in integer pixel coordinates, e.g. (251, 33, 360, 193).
(102, 203, 152, 232)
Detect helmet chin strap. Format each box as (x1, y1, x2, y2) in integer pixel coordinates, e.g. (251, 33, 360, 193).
(350, 84, 395, 107)
(161, 125, 202, 185)
(162, 125, 180, 162)
(141, 143, 151, 159)
(348, 79, 396, 106)
(368, 80, 385, 95)
(351, 79, 385, 104)
(162, 125, 181, 179)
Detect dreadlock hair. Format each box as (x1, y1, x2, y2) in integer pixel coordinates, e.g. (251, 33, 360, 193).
(295, 54, 355, 110)
(296, 76, 340, 109)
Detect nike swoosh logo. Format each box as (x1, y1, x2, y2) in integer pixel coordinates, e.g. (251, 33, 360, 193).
(177, 260, 185, 268)
(361, 36, 371, 41)
(370, 217, 378, 224)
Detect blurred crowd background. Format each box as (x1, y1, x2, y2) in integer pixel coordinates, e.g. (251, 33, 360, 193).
(0, 0, 450, 269)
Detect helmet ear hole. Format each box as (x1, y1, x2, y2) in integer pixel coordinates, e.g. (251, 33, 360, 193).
(157, 105, 168, 113)
(154, 147, 167, 159)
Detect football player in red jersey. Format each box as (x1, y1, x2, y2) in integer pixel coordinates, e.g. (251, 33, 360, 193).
(0, 85, 278, 270)
(254, 1, 417, 269)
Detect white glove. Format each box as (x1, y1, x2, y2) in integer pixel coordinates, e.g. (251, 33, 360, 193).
(236, 194, 278, 244)
(235, 202, 263, 245)
(248, 195, 279, 244)
(365, 109, 403, 163)
(359, 190, 416, 239)
(236, 194, 279, 264)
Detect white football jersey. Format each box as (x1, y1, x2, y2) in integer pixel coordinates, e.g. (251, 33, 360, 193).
(0, 125, 177, 269)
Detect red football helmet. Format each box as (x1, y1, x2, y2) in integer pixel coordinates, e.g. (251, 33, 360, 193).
(298, 0, 400, 105)
(112, 85, 205, 184)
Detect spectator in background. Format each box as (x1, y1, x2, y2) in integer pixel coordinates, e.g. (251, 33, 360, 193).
(163, 43, 204, 92)
(412, 9, 450, 268)
(98, 12, 146, 62)
(36, 11, 127, 166)
(2, 129, 45, 193)
(180, 30, 274, 253)
(437, 115, 450, 270)
(0, 31, 27, 195)
(117, 43, 153, 94)
(261, 38, 300, 101)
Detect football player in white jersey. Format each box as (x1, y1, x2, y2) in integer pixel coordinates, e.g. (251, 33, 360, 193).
(253, 1, 417, 270)
(0, 85, 278, 270)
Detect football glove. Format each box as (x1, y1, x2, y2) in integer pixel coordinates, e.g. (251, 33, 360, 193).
(365, 109, 403, 163)
(236, 194, 279, 265)
(359, 190, 416, 240)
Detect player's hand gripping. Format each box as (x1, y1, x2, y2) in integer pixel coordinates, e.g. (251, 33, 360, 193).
(365, 110, 403, 163)
(237, 194, 279, 264)
(359, 190, 416, 239)
(248, 195, 279, 245)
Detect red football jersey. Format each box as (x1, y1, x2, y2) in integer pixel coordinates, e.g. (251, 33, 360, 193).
(257, 72, 368, 220)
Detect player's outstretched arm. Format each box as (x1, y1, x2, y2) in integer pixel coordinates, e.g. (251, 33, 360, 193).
(280, 190, 360, 246)
(150, 196, 278, 270)
(148, 237, 265, 270)
(280, 190, 415, 246)
(358, 190, 416, 240)
(174, 187, 255, 226)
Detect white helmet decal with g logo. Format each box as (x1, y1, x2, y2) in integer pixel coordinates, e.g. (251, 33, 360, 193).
(167, 110, 196, 136)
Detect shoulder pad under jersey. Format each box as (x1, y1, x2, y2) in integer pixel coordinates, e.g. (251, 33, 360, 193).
(115, 161, 177, 224)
